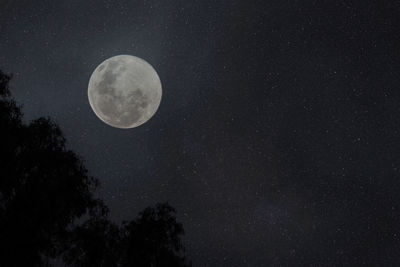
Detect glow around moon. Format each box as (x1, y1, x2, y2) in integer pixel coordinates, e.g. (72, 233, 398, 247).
(88, 55, 162, 129)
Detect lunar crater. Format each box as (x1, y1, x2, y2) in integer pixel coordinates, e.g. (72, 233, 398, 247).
(88, 55, 162, 128)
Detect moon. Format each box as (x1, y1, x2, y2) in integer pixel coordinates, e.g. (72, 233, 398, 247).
(88, 55, 162, 129)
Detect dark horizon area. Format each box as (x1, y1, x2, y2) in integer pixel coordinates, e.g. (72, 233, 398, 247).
(1, 0, 400, 266)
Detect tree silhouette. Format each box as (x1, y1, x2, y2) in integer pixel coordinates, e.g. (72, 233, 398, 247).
(120, 203, 190, 267)
(0, 70, 190, 267)
(62, 216, 121, 267)
(0, 70, 102, 266)
(63, 203, 191, 267)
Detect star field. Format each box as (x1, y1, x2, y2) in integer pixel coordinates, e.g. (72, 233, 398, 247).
(1, 0, 400, 265)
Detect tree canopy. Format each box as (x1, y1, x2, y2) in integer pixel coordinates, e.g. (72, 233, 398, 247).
(0, 70, 190, 266)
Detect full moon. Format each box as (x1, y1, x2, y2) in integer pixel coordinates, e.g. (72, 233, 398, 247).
(88, 55, 162, 129)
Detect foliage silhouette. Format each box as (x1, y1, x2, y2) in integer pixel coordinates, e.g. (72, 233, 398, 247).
(62, 216, 122, 266)
(63, 203, 190, 267)
(0, 70, 190, 267)
(120, 203, 189, 267)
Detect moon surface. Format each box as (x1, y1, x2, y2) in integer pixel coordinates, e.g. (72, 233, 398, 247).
(88, 55, 162, 128)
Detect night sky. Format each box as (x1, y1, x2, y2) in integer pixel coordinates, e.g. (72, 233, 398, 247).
(1, 0, 400, 265)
